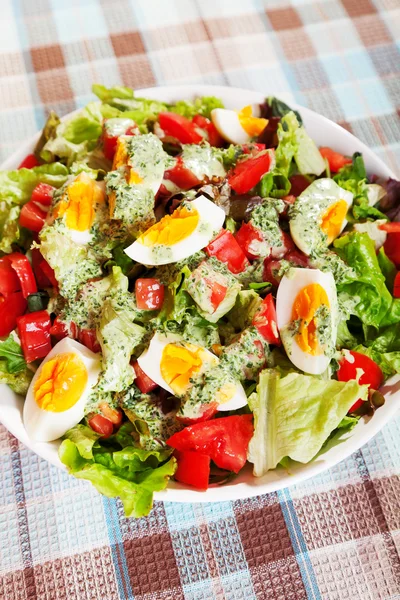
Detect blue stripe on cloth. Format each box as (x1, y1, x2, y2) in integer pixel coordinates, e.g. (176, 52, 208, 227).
(102, 498, 134, 600)
(278, 488, 322, 600)
(10, 0, 45, 130)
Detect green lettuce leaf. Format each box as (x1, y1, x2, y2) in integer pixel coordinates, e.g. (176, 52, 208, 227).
(247, 369, 368, 475)
(294, 126, 326, 176)
(0, 205, 24, 253)
(170, 96, 224, 119)
(63, 424, 101, 459)
(0, 163, 69, 205)
(0, 362, 33, 395)
(59, 437, 176, 518)
(227, 290, 262, 331)
(377, 247, 396, 291)
(40, 103, 103, 166)
(0, 335, 26, 373)
(334, 232, 393, 327)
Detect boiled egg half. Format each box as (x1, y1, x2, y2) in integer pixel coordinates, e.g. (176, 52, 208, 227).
(211, 105, 268, 145)
(276, 267, 338, 375)
(23, 338, 101, 442)
(124, 195, 225, 265)
(53, 172, 106, 246)
(137, 332, 247, 411)
(289, 178, 353, 255)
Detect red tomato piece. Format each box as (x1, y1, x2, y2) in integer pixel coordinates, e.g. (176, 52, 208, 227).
(235, 222, 264, 260)
(49, 317, 69, 342)
(174, 450, 210, 490)
(202, 277, 227, 311)
(78, 329, 101, 353)
(19, 201, 47, 232)
(205, 230, 249, 274)
(192, 114, 224, 147)
(88, 414, 114, 438)
(337, 350, 384, 413)
(17, 310, 51, 363)
(393, 272, 400, 298)
(167, 414, 254, 473)
(177, 402, 218, 425)
(289, 174, 310, 197)
(263, 258, 282, 288)
(0, 259, 21, 296)
(164, 156, 202, 191)
(135, 278, 165, 310)
(384, 232, 400, 266)
(31, 249, 56, 289)
(30, 183, 55, 207)
(159, 112, 203, 144)
(6, 253, 37, 298)
(379, 222, 400, 233)
(228, 151, 273, 195)
(285, 249, 310, 268)
(102, 119, 138, 160)
(132, 361, 158, 393)
(0, 292, 27, 337)
(271, 231, 295, 259)
(252, 293, 280, 345)
(319, 147, 352, 173)
(18, 154, 40, 169)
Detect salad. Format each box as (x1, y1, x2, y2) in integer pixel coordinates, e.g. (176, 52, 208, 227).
(1, 85, 400, 518)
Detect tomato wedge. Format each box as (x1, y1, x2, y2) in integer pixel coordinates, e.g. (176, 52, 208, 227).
(19, 201, 47, 232)
(159, 112, 203, 144)
(30, 183, 55, 207)
(6, 253, 37, 299)
(252, 294, 280, 345)
(174, 450, 210, 490)
(319, 147, 352, 173)
(88, 414, 113, 438)
(49, 316, 69, 341)
(167, 414, 254, 473)
(17, 310, 52, 363)
(18, 154, 40, 169)
(205, 230, 249, 274)
(393, 272, 400, 298)
(235, 222, 264, 260)
(135, 278, 165, 310)
(164, 156, 201, 190)
(132, 361, 158, 393)
(0, 292, 27, 337)
(78, 329, 101, 353)
(383, 232, 400, 266)
(31, 249, 57, 289)
(202, 278, 227, 311)
(228, 151, 273, 194)
(192, 114, 223, 147)
(337, 351, 384, 412)
(177, 401, 218, 425)
(0, 259, 21, 296)
(379, 222, 400, 233)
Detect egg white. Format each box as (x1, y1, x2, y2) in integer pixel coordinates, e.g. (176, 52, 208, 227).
(276, 267, 338, 375)
(23, 338, 101, 442)
(137, 332, 247, 411)
(290, 178, 353, 256)
(124, 195, 225, 266)
(211, 108, 252, 145)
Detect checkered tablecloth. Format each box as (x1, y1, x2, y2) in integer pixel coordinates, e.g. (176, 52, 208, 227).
(1, 1, 400, 599)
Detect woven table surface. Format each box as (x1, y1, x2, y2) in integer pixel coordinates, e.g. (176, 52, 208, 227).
(0, 1, 400, 599)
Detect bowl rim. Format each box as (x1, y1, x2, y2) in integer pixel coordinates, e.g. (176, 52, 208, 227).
(0, 83, 398, 504)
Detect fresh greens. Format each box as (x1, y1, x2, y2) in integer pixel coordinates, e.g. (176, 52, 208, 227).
(60, 435, 176, 518)
(248, 369, 368, 475)
(0, 335, 27, 374)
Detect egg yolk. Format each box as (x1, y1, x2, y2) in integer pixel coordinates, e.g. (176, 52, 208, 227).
(292, 283, 330, 355)
(320, 200, 348, 244)
(160, 343, 204, 395)
(238, 105, 268, 137)
(55, 174, 104, 232)
(112, 138, 143, 185)
(138, 205, 199, 247)
(34, 352, 88, 412)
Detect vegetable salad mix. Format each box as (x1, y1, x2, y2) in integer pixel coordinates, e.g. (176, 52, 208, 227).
(1, 85, 400, 517)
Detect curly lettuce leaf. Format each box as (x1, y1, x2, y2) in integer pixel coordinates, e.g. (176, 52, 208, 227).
(0, 163, 69, 205)
(40, 103, 103, 166)
(170, 96, 224, 119)
(247, 369, 368, 476)
(63, 424, 101, 459)
(334, 232, 394, 328)
(59, 437, 176, 518)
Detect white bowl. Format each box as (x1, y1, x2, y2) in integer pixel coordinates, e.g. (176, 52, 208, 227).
(1, 84, 399, 504)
